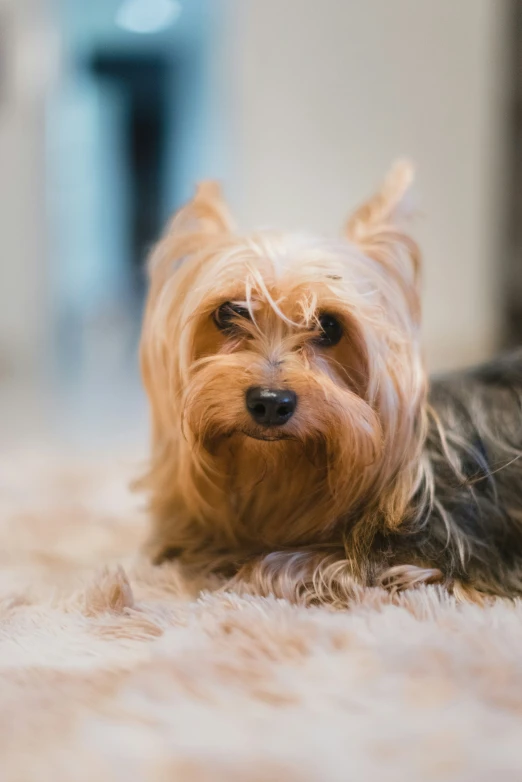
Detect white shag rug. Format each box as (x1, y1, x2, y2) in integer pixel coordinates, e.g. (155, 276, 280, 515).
(1, 448, 522, 782)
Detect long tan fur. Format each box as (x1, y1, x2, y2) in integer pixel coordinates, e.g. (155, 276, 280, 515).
(139, 163, 430, 601)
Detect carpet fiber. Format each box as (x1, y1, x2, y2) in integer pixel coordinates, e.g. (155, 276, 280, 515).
(1, 448, 521, 781)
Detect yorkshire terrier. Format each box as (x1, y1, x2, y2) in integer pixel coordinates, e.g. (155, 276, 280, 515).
(139, 162, 522, 604)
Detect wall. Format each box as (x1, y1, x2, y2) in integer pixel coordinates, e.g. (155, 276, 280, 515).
(0, 0, 52, 378)
(0, 0, 512, 383)
(224, 0, 511, 371)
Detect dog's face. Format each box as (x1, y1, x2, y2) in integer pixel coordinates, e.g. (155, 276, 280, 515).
(142, 164, 427, 546)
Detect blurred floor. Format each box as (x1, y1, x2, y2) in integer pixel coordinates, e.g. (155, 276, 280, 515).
(0, 322, 147, 452)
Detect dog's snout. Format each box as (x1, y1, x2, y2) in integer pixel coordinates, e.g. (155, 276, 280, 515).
(246, 387, 297, 427)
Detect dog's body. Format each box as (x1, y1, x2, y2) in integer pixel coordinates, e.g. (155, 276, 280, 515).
(403, 350, 522, 597)
(139, 165, 522, 603)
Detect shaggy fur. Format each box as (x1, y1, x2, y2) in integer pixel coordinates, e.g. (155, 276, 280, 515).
(3, 447, 522, 781)
(405, 352, 522, 597)
(139, 163, 522, 602)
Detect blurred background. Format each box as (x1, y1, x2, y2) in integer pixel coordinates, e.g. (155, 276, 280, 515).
(0, 0, 519, 449)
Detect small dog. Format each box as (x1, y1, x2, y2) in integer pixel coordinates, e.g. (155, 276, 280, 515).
(139, 163, 522, 604)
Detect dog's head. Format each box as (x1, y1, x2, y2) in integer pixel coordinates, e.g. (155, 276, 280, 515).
(141, 163, 427, 542)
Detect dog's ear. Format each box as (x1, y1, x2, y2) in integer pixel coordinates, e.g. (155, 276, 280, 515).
(344, 161, 420, 284)
(345, 160, 415, 242)
(167, 180, 235, 236)
(146, 180, 235, 287)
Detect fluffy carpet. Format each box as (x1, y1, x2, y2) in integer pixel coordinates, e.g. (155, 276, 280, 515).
(1, 447, 522, 781)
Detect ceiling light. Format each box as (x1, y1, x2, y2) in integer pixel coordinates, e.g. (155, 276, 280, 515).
(115, 0, 182, 35)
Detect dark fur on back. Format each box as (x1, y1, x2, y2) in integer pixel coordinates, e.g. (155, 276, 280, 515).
(380, 349, 522, 596)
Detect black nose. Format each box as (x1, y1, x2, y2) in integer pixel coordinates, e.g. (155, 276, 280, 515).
(246, 387, 297, 427)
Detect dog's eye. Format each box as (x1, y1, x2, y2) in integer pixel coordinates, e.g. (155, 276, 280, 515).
(315, 313, 343, 346)
(213, 302, 250, 332)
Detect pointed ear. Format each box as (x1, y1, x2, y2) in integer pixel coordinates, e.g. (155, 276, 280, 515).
(345, 160, 415, 242)
(146, 181, 235, 288)
(345, 160, 420, 284)
(167, 180, 235, 236)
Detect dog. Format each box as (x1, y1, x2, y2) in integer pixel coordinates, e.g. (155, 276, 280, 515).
(138, 162, 522, 605)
